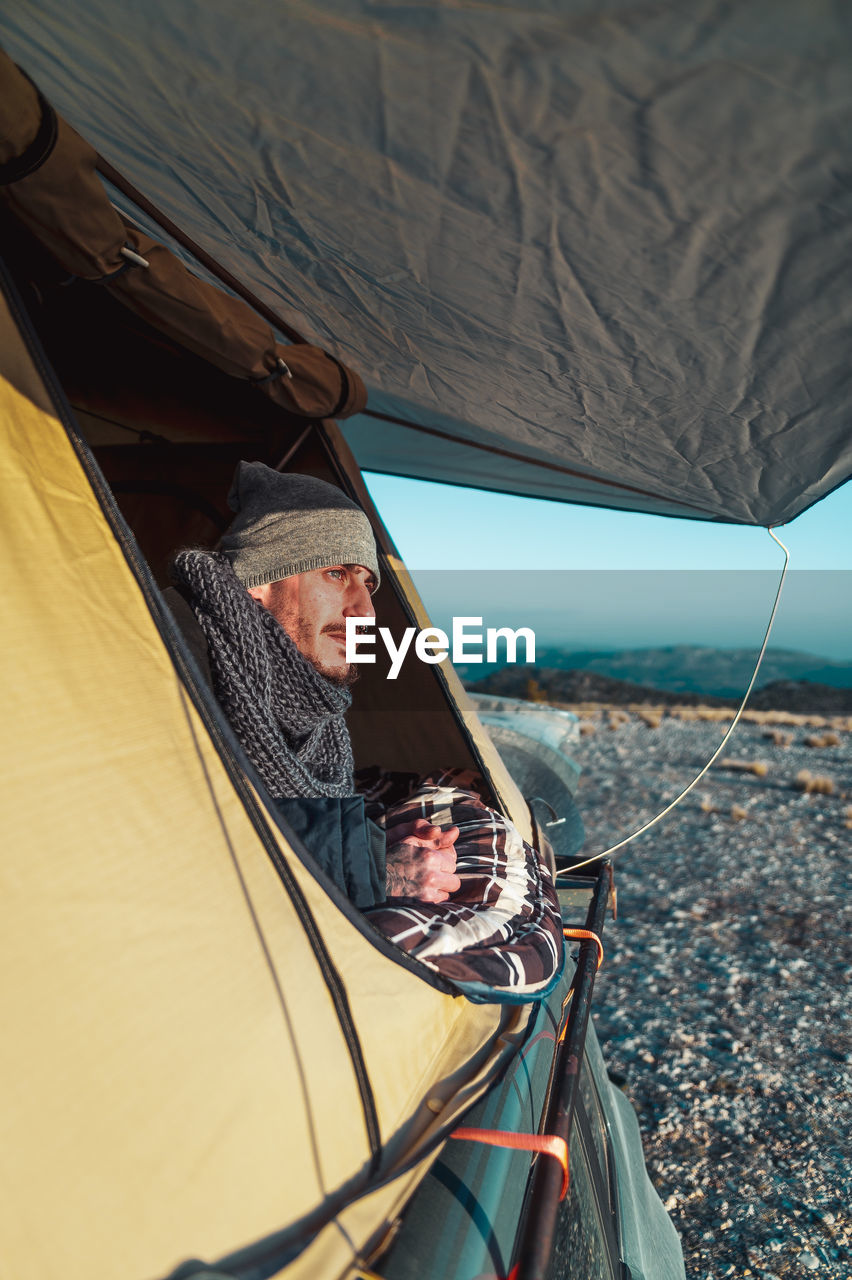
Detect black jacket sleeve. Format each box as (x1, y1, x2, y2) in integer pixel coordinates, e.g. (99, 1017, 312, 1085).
(274, 796, 387, 909)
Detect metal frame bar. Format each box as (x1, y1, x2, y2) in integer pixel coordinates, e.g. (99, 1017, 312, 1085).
(511, 861, 613, 1280)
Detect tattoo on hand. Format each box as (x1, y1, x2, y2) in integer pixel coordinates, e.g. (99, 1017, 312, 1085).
(385, 860, 419, 898)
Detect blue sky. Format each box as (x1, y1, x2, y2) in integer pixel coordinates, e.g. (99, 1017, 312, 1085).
(364, 474, 852, 661)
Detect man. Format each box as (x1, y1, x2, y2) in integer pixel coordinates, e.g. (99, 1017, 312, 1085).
(167, 460, 459, 910)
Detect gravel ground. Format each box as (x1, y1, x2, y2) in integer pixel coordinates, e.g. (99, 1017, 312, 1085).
(570, 708, 851, 1279)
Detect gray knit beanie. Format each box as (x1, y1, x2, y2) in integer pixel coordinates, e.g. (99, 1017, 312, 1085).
(220, 461, 380, 589)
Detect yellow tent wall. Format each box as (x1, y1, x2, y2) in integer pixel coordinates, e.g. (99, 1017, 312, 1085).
(0, 274, 528, 1280)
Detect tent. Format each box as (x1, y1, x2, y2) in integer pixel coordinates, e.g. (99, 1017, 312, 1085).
(2, 2, 850, 523)
(1, 4, 849, 1278)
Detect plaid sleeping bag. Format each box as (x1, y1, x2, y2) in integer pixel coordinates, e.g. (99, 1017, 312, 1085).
(358, 769, 564, 999)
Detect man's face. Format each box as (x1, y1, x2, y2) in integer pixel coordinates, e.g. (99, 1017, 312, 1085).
(248, 564, 377, 683)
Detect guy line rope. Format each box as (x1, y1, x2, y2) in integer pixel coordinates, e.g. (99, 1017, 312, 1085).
(556, 527, 791, 878)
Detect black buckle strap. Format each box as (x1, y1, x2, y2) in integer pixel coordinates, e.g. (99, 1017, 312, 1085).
(0, 70, 58, 187)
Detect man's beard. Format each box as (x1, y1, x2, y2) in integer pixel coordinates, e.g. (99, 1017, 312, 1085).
(305, 625, 360, 687)
(308, 653, 360, 688)
(306, 623, 363, 687)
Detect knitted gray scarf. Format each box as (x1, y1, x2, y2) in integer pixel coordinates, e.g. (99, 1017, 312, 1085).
(171, 550, 355, 799)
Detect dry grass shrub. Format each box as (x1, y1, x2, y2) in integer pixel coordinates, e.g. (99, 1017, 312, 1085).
(579, 721, 597, 737)
(763, 729, 793, 747)
(845, 806, 852, 831)
(673, 704, 734, 724)
(795, 770, 836, 796)
(718, 757, 770, 777)
(804, 731, 841, 748)
(730, 804, 749, 822)
(662, 705, 849, 731)
(561, 703, 606, 721)
(699, 795, 715, 813)
(558, 698, 851, 734)
(522, 678, 547, 703)
(749, 709, 791, 725)
(751, 709, 849, 729)
(637, 709, 663, 729)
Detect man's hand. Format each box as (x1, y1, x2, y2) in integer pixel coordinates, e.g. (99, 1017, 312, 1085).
(385, 818, 460, 903)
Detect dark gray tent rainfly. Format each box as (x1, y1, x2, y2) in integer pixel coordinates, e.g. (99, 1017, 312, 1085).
(2, 0, 850, 526)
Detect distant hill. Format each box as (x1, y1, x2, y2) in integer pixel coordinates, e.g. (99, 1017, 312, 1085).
(464, 644, 852, 699)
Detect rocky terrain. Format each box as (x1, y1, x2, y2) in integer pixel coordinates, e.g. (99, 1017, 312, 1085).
(568, 703, 851, 1278)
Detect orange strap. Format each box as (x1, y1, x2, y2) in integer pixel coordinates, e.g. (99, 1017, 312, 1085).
(450, 1127, 570, 1200)
(563, 927, 604, 971)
